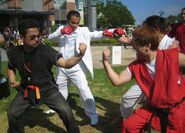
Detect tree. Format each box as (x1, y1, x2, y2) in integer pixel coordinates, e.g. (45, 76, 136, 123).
(164, 13, 182, 27)
(166, 15, 178, 25)
(97, 1, 135, 29)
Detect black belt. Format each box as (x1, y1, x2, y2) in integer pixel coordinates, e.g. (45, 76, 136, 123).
(147, 98, 185, 133)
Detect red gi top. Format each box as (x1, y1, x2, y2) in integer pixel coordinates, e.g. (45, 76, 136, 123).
(128, 48, 185, 108)
(123, 48, 185, 132)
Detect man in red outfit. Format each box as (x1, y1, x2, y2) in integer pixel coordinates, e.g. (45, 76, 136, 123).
(168, 7, 185, 53)
(103, 25, 185, 132)
(168, 7, 185, 74)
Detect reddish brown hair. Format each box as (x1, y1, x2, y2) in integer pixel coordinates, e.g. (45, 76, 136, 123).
(132, 25, 159, 50)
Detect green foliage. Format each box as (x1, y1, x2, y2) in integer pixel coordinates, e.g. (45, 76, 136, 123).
(44, 37, 121, 47)
(91, 38, 121, 46)
(97, 1, 135, 29)
(44, 39, 59, 47)
(166, 15, 179, 25)
(50, 24, 57, 33)
(165, 11, 182, 26)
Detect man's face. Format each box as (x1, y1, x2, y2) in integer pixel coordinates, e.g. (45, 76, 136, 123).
(68, 16, 80, 30)
(24, 28, 40, 48)
(181, 9, 185, 22)
(131, 39, 149, 60)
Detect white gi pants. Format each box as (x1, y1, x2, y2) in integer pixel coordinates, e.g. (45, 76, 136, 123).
(120, 84, 144, 118)
(56, 64, 98, 120)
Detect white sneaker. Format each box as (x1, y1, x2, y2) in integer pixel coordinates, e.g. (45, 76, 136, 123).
(90, 116, 99, 126)
(44, 109, 56, 114)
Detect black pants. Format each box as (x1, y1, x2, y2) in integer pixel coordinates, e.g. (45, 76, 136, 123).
(7, 91, 79, 133)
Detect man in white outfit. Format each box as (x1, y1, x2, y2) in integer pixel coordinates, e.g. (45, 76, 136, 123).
(47, 10, 125, 125)
(119, 15, 179, 119)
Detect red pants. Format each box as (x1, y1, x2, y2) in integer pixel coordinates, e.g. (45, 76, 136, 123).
(122, 101, 185, 133)
(122, 107, 152, 133)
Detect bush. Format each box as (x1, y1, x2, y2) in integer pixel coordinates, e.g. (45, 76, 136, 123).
(44, 38, 122, 47)
(44, 39, 59, 47)
(91, 38, 121, 46)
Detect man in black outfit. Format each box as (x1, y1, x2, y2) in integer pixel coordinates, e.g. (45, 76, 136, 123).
(6, 19, 87, 133)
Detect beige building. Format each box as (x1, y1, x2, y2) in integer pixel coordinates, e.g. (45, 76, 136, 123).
(0, 0, 96, 32)
(0, 0, 76, 32)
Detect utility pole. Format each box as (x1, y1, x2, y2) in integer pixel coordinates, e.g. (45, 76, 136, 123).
(85, 0, 97, 31)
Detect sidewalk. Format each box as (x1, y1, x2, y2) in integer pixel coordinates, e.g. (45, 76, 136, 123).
(1, 46, 136, 68)
(91, 46, 136, 68)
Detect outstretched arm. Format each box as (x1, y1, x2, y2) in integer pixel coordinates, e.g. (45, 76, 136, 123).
(56, 43, 87, 68)
(102, 49, 132, 86)
(48, 26, 62, 41)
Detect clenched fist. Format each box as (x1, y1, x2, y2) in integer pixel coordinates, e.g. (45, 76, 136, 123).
(103, 29, 114, 37)
(61, 26, 73, 35)
(114, 28, 126, 37)
(102, 49, 111, 62)
(10, 80, 20, 88)
(103, 28, 126, 38)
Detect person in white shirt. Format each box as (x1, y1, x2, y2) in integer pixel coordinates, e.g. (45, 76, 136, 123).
(47, 10, 125, 125)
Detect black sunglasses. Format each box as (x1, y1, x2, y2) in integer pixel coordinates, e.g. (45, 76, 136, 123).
(27, 34, 40, 40)
(70, 21, 80, 25)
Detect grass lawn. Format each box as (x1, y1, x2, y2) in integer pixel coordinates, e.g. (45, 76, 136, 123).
(0, 61, 135, 133)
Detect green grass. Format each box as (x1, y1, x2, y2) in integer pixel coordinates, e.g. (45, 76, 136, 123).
(0, 61, 136, 133)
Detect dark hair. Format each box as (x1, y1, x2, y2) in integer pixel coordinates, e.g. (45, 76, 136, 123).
(18, 19, 40, 37)
(66, 10, 80, 21)
(143, 15, 166, 33)
(132, 25, 159, 51)
(181, 7, 185, 12)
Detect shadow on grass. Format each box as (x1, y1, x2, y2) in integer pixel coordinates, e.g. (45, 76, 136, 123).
(68, 93, 122, 133)
(21, 108, 67, 133)
(11, 92, 121, 133)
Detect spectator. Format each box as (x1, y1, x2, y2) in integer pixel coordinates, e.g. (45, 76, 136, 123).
(168, 7, 185, 53)
(168, 7, 185, 74)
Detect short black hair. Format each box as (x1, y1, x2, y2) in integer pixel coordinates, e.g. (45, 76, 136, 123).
(143, 15, 166, 33)
(181, 7, 185, 12)
(18, 19, 40, 37)
(66, 10, 80, 21)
